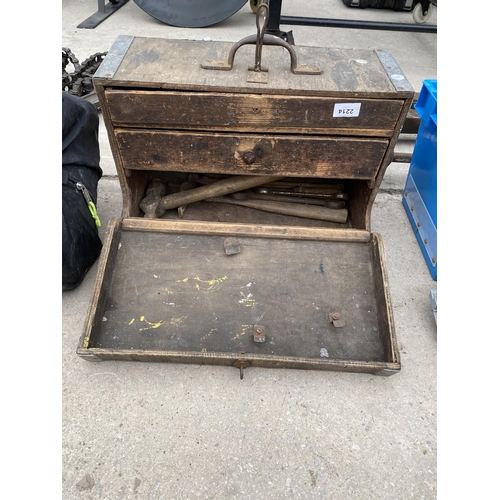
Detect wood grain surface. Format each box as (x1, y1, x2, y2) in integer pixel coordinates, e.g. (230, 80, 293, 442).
(115, 129, 388, 180)
(88, 226, 391, 364)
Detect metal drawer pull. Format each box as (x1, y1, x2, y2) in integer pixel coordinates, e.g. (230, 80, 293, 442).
(201, 3, 323, 83)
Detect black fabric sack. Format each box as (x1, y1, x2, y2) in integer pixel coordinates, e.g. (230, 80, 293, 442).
(62, 92, 103, 291)
(62, 166, 102, 290)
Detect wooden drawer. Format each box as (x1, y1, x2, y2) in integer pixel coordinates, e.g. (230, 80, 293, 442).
(115, 129, 388, 180)
(105, 89, 404, 137)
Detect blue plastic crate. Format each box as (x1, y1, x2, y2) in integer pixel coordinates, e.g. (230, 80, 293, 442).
(402, 80, 437, 280)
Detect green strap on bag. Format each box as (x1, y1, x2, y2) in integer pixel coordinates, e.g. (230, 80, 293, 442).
(76, 182, 101, 227)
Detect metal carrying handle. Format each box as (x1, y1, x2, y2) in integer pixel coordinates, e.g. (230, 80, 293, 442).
(201, 3, 323, 79)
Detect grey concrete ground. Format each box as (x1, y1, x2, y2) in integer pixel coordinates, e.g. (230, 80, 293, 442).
(62, 1, 438, 498)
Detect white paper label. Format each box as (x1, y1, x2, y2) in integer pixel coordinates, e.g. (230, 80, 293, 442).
(333, 103, 361, 118)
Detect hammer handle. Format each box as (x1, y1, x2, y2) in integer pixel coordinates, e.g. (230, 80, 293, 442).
(207, 197, 348, 223)
(255, 188, 349, 200)
(232, 191, 346, 208)
(158, 175, 284, 212)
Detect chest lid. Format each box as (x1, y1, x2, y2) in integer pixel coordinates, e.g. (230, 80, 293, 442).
(77, 218, 400, 377)
(94, 34, 413, 98)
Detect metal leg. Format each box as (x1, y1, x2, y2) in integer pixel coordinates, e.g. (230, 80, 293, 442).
(265, 0, 295, 44)
(420, 0, 431, 14)
(77, 0, 129, 29)
(266, 0, 436, 35)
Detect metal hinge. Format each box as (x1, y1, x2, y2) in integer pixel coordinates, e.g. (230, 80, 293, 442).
(233, 352, 251, 380)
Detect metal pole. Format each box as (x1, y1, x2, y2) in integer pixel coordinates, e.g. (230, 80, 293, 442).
(267, 0, 283, 32)
(280, 15, 437, 34)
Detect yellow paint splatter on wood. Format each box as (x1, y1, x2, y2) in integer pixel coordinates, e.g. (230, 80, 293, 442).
(201, 328, 218, 341)
(194, 274, 228, 291)
(231, 324, 253, 341)
(170, 316, 187, 326)
(138, 316, 165, 331)
(128, 315, 186, 331)
(176, 274, 228, 292)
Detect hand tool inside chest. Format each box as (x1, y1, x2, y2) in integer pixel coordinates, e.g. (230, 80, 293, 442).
(80, 7, 413, 377)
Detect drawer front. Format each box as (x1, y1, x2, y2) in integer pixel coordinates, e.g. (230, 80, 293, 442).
(106, 90, 404, 137)
(115, 130, 388, 179)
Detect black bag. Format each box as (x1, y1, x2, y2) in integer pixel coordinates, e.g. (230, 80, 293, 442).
(62, 92, 103, 291)
(342, 0, 417, 10)
(62, 166, 102, 290)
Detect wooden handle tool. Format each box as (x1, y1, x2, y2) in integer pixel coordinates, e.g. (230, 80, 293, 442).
(206, 196, 348, 223)
(177, 180, 198, 218)
(197, 176, 344, 191)
(141, 175, 284, 218)
(232, 191, 346, 209)
(254, 188, 349, 200)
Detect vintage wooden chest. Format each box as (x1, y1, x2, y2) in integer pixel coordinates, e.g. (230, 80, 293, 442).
(78, 29, 414, 377)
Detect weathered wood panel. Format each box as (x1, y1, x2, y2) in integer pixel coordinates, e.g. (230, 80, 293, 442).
(121, 217, 371, 241)
(115, 130, 388, 180)
(96, 37, 411, 98)
(84, 226, 394, 367)
(105, 89, 403, 136)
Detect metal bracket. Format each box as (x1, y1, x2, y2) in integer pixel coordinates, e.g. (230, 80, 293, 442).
(224, 237, 241, 255)
(328, 312, 345, 328)
(77, 0, 129, 29)
(403, 174, 437, 267)
(77, 351, 104, 362)
(374, 368, 400, 377)
(253, 325, 266, 343)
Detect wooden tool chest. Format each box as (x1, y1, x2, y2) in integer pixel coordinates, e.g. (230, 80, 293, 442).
(78, 30, 413, 377)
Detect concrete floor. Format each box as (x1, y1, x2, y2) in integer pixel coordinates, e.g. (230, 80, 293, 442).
(61, 1, 438, 498)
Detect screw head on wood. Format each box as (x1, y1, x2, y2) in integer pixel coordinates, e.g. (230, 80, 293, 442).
(242, 151, 257, 164)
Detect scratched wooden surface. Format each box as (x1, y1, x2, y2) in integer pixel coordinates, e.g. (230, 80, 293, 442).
(92, 229, 388, 363)
(105, 90, 404, 137)
(115, 129, 388, 180)
(105, 37, 402, 98)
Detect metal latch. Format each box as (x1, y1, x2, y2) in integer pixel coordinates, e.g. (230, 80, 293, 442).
(233, 352, 251, 380)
